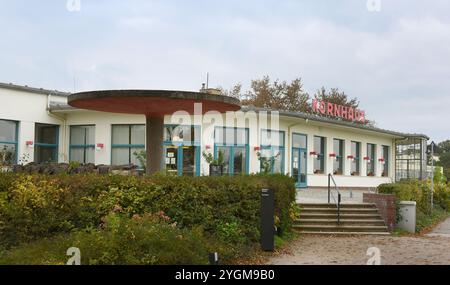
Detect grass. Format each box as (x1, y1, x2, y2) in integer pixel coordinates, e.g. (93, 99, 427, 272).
(416, 206, 450, 234)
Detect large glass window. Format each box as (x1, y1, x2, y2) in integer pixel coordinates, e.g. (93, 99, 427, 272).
(35, 124, 59, 163)
(70, 125, 95, 164)
(215, 127, 249, 175)
(333, 139, 344, 175)
(366, 143, 376, 176)
(260, 130, 285, 174)
(164, 125, 201, 176)
(395, 137, 427, 181)
(382, 145, 390, 177)
(0, 119, 18, 165)
(351, 141, 361, 176)
(313, 136, 326, 174)
(111, 125, 145, 166)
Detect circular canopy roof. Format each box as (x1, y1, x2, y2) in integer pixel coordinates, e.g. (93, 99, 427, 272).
(68, 90, 241, 116)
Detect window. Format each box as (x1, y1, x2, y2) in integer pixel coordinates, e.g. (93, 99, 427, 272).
(214, 127, 249, 175)
(111, 125, 145, 166)
(164, 125, 201, 176)
(260, 130, 285, 174)
(164, 125, 200, 144)
(35, 124, 59, 163)
(395, 137, 427, 181)
(333, 139, 344, 175)
(70, 125, 95, 164)
(351, 141, 361, 176)
(366, 143, 376, 176)
(313, 136, 326, 174)
(382, 145, 390, 177)
(0, 119, 18, 165)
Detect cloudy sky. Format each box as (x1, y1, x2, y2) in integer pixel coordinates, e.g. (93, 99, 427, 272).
(0, 0, 449, 141)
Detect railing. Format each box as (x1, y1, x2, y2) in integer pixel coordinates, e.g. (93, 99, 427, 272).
(328, 174, 342, 225)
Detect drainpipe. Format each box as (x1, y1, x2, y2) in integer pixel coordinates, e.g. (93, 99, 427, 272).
(47, 94, 68, 163)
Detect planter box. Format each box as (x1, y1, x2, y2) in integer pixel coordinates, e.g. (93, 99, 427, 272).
(209, 165, 224, 176)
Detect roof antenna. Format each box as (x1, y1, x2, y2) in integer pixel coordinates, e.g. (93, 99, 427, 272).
(206, 72, 209, 89)
(73, 75, 77, 93)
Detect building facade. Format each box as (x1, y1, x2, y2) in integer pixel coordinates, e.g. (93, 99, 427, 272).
(0, 83, 428, 189)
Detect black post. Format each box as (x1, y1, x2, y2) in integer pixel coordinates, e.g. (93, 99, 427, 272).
(261, 188, 275, 252)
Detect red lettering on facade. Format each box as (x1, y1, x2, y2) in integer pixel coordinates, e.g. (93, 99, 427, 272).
(311, 100, 366, 124)
(327, 102, 334, 115)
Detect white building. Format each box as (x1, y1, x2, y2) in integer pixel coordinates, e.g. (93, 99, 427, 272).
(0, 82, 428, 189)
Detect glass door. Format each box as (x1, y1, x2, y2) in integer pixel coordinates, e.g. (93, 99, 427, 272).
(292, 148, 307, 188)
(164, 145, 200, 176)
(292, 133, 308, 188)
(164, 145, 179, 176)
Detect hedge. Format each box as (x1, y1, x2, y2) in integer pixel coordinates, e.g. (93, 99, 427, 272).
(0, 173, 296, 253)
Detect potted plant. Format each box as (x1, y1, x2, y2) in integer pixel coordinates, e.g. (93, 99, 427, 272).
(202, 150, 225, 176)
(257, 151, 280, 174)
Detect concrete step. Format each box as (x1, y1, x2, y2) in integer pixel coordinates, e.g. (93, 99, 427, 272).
(299, 231, 391, 236)
(299, 203, 377, 209)
(299, 213, 383, 220)
(300, 208, 379, 214)
(295, 219, 386, 226)
(293, 224, 389, 233)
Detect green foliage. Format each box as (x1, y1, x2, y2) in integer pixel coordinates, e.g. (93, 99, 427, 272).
(132, 150, 147, 171)
(202, 150, 225, 166)
(378, 179, 450, 232)
(0, 173, 296, 263)
(0, 213, 214, 265)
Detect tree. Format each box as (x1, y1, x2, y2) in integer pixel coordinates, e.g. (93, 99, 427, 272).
(437, 140, 450, 154)
(219, 76, 373, 124)
(241, 76, 311, 112)
(437, 151, 450, 180)
(314, 87, 359, 109)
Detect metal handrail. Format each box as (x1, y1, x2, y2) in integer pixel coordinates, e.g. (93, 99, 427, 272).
(328, 174, 342, 225)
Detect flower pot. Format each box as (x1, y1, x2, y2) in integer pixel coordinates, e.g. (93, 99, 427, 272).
(209, 165, 224, 176)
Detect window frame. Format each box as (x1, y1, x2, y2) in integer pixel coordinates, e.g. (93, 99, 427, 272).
(214, 126, 250, 175)
(313, 136, 326, 174)
(34, 123, 60, 163)
(111, 124, 145, 166)
(351, 141, 361, 176)
(0, 119, 19, 165)
(69, 125, 96, 164)
(260, 129, 286, 174)
(333, 138, 345, 175)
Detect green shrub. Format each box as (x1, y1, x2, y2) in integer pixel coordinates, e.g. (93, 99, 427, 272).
(0, 213, 214, 265)
(0, 173, 296, 252)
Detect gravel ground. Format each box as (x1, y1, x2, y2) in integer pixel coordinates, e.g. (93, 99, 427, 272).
(268, 234, 450, 265)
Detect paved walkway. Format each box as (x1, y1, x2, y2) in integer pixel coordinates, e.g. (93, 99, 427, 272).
(268, 234, 450, 265)
(426, 217, 450, 238)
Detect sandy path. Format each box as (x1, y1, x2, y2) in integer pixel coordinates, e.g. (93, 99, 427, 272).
(268, 234, 450, 265)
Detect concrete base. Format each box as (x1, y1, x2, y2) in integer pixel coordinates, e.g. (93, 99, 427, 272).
(146, 116, 164, 175)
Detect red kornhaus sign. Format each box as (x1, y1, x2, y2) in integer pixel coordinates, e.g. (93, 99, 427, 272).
(312, 99, 366, 124)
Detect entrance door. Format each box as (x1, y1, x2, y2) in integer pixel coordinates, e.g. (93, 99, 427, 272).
(292, 148, 307, 188)
(164, 145, 200, 176)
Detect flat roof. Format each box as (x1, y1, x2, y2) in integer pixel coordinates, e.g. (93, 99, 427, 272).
(0, 82, 70, 97)
(241, 106, 429, 140)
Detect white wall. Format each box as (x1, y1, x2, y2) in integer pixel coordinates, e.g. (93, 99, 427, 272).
(0, 88, 67, 163)
(1, 86, 398, 188)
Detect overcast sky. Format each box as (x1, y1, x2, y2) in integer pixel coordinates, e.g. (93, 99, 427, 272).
(0, 0, 449, 141)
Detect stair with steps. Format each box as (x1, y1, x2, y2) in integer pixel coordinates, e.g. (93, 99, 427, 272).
(294, 203, 390, 235)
